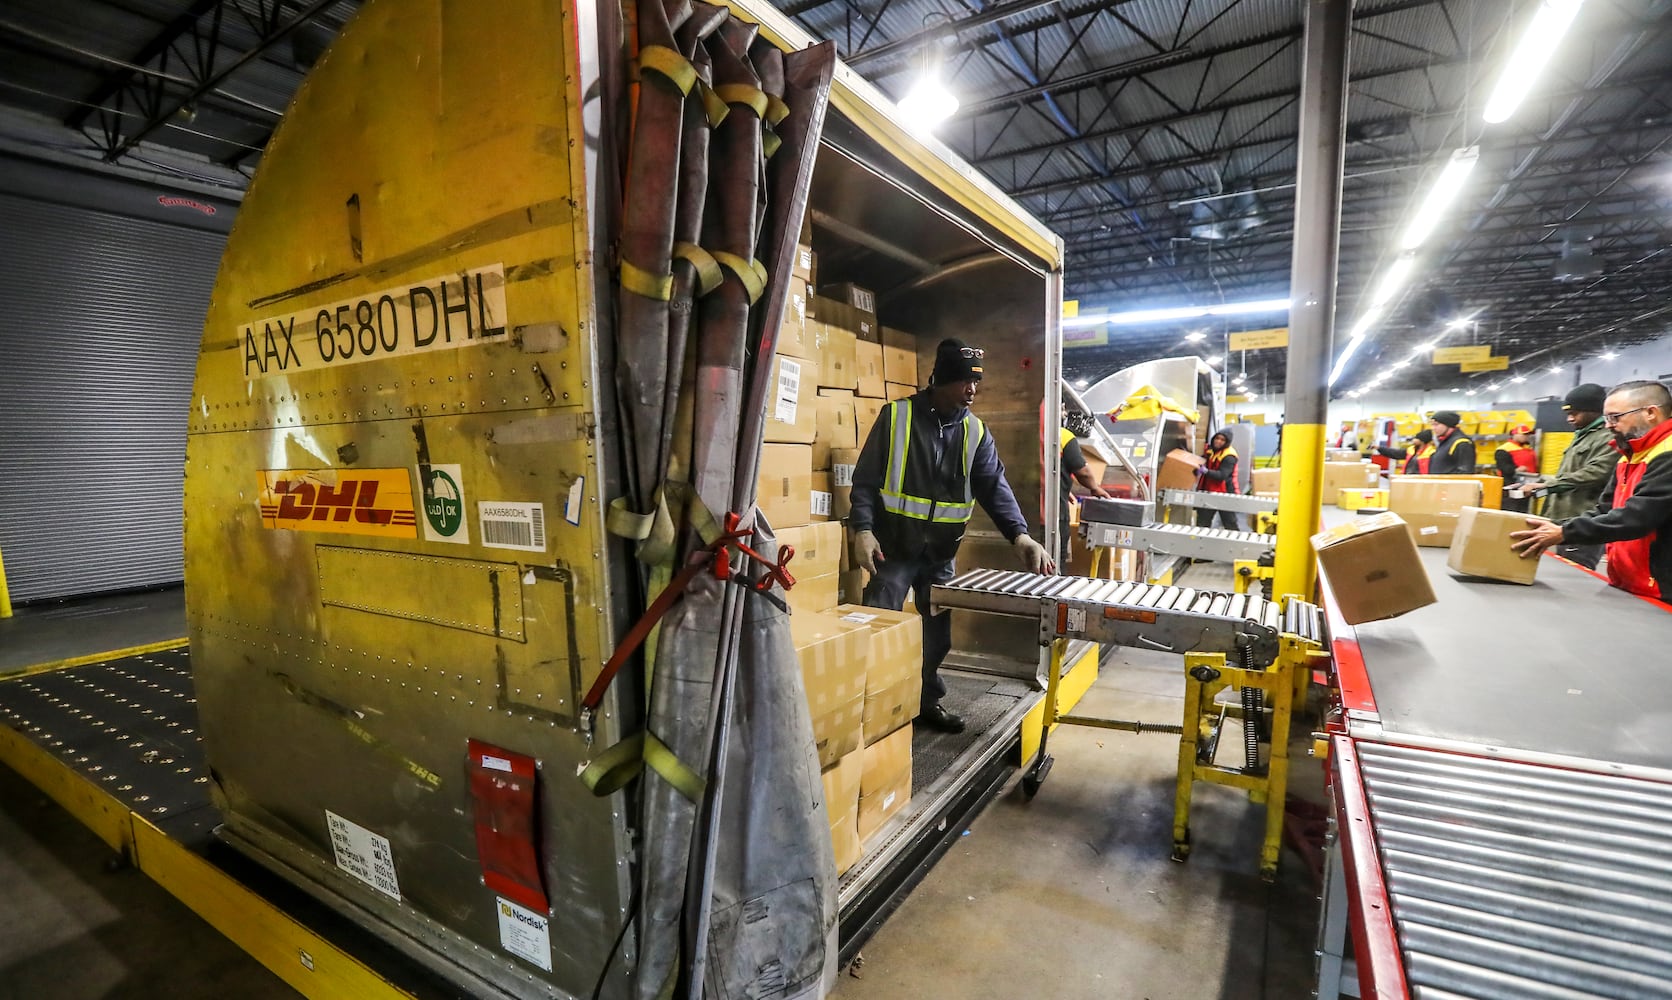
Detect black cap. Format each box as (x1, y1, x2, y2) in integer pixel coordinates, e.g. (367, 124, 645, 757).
(1413, 429, 1433, 443)
(930, 338, 984, 385)
(1563, 383, 1606, 413)
(1431, 410, 1461, 428)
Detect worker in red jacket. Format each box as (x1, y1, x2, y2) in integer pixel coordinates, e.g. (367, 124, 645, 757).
(1496, 424, 1540, 512)
(1512, 381, 1672, 604)
(1196, 430, 1243, 531)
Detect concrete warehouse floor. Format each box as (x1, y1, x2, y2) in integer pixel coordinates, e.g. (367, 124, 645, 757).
(0, 565, 1326, 999)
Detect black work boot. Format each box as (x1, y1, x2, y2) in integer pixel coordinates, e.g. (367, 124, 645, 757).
(920, 702, 966, 734)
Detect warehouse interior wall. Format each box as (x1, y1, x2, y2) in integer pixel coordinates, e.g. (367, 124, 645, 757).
(0, 153, 236, 603)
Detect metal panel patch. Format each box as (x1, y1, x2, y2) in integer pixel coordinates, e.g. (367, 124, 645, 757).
(315, 546, 526, 640)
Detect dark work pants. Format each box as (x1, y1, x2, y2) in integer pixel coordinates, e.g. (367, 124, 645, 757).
(863, 555, 956, 710)
(1195, 505, 1244, 532)
(1555, 542, 1603, 570)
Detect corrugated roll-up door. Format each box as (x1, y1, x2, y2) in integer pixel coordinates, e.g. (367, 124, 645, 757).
(0, 192, 225, 603)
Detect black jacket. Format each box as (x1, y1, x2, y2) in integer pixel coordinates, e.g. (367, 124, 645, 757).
(1429, 429, 1476, 475)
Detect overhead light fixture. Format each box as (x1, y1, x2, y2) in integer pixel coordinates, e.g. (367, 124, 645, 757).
(898, 13, 960, 128)
(1074, 378, 1090, 389)
(1482, 0, 1588, 125)
(1511, 375, 1527, 384)
(1549, 365, 1564, 374)
(1399, 147, 1481, 250)
(1600, 350, 1619, 360)
(1450, 387, 1462, 393)
(1466, 390, 1477, 396)
(1417, 340, 1438, 352)
(1446, 316, 1472, 330)
(1185, 331, 1207, 343)
(1062, 297, 1290, 329)
(1485, 383, 1501, 390)
(1206, 354, 1223, 365)
(1370, 256, 1416, 309)
(1393, 360, 1410, 370)
(1329, 333, 1368, 386)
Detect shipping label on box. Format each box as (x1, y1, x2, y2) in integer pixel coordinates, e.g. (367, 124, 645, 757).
(778, 278, 812, 361)
(880, 327, 919, 387)
(764, 355, 817, 444)
(817, 286, 878, 342)
(810, 470, 833, 522)
(791, 611, 869, 768)
(1447, 506, 1545, 585)
(1312, 511, 1437, 625)
(759, 443, 813, 529)
(813, 389, 858, 470)
(793, 243, 815, 283)
(855, 340, 885, 398)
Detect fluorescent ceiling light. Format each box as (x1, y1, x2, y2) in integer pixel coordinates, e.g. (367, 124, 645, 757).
(1466, 390, 1477, 396)
(1329, 333, 1368, 385)
(1511, 375, 1527, 384)
(1063, 297, 1290, 329)
(1206, 354, 1223, 365)
(1483, 0, 1588, 125)
(1446, 316, 1471, 330)
(1549, 365, 1564, 373)
(1399, 147, 1481, 250)
(1485, 383, 1501, 390)
(1370, 256, 1416, 309)
(1393, 360, 1409, 370)
(1450, 387, 1461, 393)
(1600, 350, 1619, 360)
(899, 72, 959, 127)
(1074, 378, 1089, 388)
(1185, 331, 1207, 343)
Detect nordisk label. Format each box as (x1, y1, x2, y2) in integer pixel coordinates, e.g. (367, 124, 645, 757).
(326, 810, 401, 901)
(239, 264, 508, 379)
(496, 897, 553, 971)
(417, 464, 470, 545)
(258, 469, 417, 538)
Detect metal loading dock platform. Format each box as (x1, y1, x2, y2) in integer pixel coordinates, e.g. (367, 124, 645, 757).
(1320, 545, 1672, 1000)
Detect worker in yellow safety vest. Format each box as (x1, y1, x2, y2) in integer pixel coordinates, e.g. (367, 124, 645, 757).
(850, 339, 1053, 734)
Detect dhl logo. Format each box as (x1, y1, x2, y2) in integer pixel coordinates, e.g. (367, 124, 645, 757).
(257, 469, 417, 539)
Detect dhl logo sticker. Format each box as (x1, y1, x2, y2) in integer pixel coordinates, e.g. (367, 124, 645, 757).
(257, 469, 418, 539)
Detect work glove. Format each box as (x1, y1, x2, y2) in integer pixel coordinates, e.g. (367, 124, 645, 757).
(1014, 534, 1055, 575)
(853, 530, 885, 575)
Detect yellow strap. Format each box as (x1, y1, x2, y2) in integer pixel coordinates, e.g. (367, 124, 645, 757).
(762, 128, 782, 159)
(580, 731, 705, 801)
(644, 731, 705, 800)
(764, 94, 791, 126)
(638, 45, 697, 96)
(697, 82, 730, 127)
(620, 258, 673, 301)
(672, 242, 724, 296)
(606, 496, 655, 540)
(714, 82, 769, 119)
(713, 252, 767, 303)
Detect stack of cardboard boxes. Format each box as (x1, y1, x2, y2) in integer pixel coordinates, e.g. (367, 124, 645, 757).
(772, 247, 925, 875)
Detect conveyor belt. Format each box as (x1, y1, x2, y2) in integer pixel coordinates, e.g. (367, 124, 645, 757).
(1081, 520, 1275, 563)
(1353, 740, 1672, 998)
(931, 569, 1322, 668)
(1157, 489, 1280, 515)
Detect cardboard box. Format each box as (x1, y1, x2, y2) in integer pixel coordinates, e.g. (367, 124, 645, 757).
(1337, 488, 1389, 511)
(835, 604, 923, 745)
(1253, 467, 1282, 494)
(821, 750, 862, 875)
(1157, 449, 1203, 492)
(885, 382, 915, 401)
(1389, 477, 1483, 548)
(817, 285, 879, 342)
(778, 278, 812, 361)
(810, 470, 833, 523)
(855, 340, 885, 398)
(854, 397, 885, 448)
(881, 327, 919, 387)
(778, 521, 843, 580)
(763, 354, 817, 444)
(813, 389, 858, 470)
(787, 573, 840, 617)
(1312, 512, 1437, 625)
(792, 243, 815, 284)
(1447, 507, 1546, 585)
(817, 323, 858, 391)
(759, 444, 813, 529)
(1326, 449, 1361, 462)
(1323, 461, 1376, 495)
(838, 568, 867, 605)
(830, 447, 858, 518)
(790, 611, 869, 767)
(858, 724, 913, 842)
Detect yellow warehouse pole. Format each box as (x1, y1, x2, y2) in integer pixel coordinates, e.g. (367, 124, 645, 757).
(1274, 0, 1352, 601)
(0, 545, 12, 618)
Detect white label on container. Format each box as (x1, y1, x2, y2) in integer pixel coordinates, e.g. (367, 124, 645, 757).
(564, 476, 584, 526)
(840, 612, 877, 624)
(1065, 607, 1088, 633)
(832, 463, 855, 488)
(811, 491, 832, 516)
(496, 897, 553, 971)
(480, 501, 547, 552)
(775, 358, 802, 423)
(1115, 529, 1133, 547)
(481, 755, 512, 773)
(1421, 525, 1439, 535)
(326, 810, 401, 901)
(882, 790, 896, 810)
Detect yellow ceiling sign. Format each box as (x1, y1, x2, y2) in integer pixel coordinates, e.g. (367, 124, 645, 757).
(1229, 327, 1289, 351)
(1062, 299, 1079, 318)
(1459, 355, 1510, 372)
(1433, 345, 1491, 364)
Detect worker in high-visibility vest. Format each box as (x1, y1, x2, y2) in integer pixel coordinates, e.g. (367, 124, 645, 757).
(1496, 424, 1541, 512)
(1195, 430, 1243, 531)
(1374, 429, 1434, 474)
(850, 339, 1053, 734)
(1059, 415, 1111, 565)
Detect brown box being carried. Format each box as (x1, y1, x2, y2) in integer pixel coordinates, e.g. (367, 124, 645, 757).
(1389, 477, 1483, 548)
(1312, 511, 1437, 625)
(821, 749, 863, 875)
(758, 444, 813, 529)
(1447, 507, 1546, 585)
(858, 724, 913, 843)
(790, 611, 869, 767)
(834, 604, 924, 745)
(1158, 449, 1203, 492)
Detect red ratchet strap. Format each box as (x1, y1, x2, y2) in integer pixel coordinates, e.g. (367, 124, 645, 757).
(579, 513, 795, 729)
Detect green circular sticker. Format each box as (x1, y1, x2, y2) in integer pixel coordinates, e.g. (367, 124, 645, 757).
(425, 469, 464, 537)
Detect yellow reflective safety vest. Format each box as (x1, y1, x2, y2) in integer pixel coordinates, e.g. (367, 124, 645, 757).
(876, 398, 987, 561)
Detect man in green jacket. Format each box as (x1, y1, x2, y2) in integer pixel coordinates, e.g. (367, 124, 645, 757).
(1524, 383, 1616, 568)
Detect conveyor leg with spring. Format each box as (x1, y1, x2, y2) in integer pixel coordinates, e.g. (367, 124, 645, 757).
(1173, 652, 1225, 861)
(1023, 638, 1070, 798)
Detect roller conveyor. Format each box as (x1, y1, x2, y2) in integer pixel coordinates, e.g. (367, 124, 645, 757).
(1157, 488, 1280, 516)
(1080, 519, 1275, 564)
(931, 569, 1323, 668)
